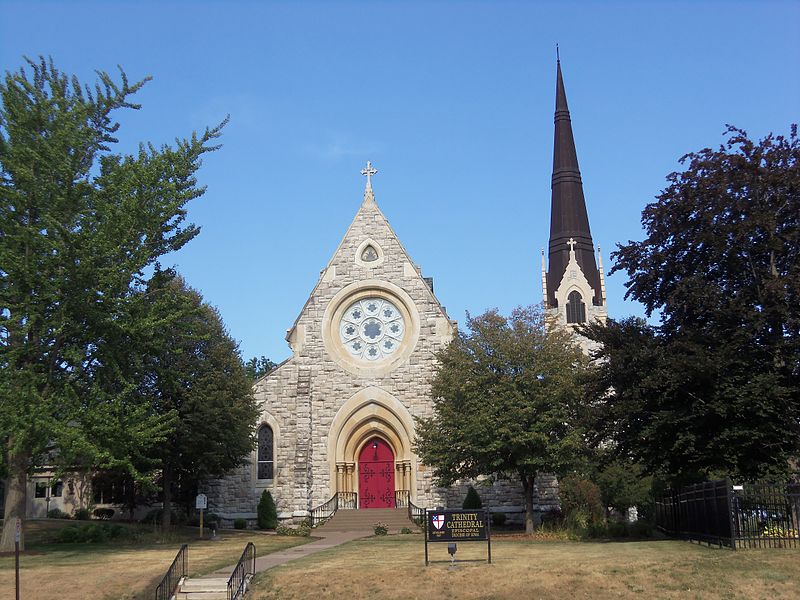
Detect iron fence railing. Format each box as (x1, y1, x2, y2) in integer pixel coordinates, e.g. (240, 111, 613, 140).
(227, 542, 255, 600)
(656, 479, 800, 550)
(731, 482, 800, 548)
(310, 491, 358, 526)
(408, 496, 425, 526)
(394, 489, 410, 508)
(338, 491, 357, 510)
(154, 544, 187, 600)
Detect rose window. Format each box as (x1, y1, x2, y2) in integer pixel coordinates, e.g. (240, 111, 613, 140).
(339, 297, 405, 361)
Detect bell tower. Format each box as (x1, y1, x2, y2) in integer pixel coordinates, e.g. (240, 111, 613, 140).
(542, 55, 608, 339)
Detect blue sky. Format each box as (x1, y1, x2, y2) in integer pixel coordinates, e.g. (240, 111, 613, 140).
(2, 1, 798, 363)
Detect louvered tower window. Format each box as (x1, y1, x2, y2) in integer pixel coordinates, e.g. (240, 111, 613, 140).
(257, 425, 274, 479)
(566, 291, 586, 324)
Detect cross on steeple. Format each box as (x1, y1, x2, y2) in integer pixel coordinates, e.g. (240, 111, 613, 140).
(361, 161, 377, 190)
(567, 238, 577, 253)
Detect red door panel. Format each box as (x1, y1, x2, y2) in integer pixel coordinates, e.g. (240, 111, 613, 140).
(358, 437, 395, 509)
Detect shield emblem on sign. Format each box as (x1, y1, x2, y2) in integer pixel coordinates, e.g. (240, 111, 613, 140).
(432, 514, 445, 530)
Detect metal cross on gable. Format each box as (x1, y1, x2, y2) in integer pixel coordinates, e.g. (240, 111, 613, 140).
(361, 160, 378, 188)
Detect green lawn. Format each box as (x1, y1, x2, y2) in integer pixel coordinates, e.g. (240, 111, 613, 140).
(0, 519, 312, 600)
(250, 533, 800, 600)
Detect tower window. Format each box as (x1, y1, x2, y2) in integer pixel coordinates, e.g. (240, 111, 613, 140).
(566, 291, 586, 324)
(257, 424, 274, 480)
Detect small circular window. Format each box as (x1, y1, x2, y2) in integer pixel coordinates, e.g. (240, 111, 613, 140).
(338, 297, 406, 361)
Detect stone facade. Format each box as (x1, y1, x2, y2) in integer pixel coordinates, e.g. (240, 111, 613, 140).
(203, 59, 609, 526)
(202, 183, 559, 524)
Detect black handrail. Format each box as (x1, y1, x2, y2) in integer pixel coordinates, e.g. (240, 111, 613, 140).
(310, 491, 357, 526)
(227, 542, 256, 600)
(408, 496, 424, 526)
(154, 544, 187, 600)
(394, 489, 410, 508)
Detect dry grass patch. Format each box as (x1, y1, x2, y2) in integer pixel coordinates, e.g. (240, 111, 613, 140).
(250, 535, 800, 600)
(0, 519, 311, 600)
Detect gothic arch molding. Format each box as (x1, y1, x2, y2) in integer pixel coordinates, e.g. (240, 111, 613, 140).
(327, 387, 417, 500)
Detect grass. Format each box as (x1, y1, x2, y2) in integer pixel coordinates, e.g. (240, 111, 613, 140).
(0, 519, 312, 600)
(249, 533, 800, 600)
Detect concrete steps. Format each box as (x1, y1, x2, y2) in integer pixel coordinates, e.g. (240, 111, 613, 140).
(176, 576, 233, 600)
(317, 507, 419, 533)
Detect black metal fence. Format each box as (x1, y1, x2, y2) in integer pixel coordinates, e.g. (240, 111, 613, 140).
(656, 479, 800, 549)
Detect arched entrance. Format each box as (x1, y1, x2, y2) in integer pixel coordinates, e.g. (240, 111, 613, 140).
(328, 387, 418, 507)
(358, 437, 395, 509)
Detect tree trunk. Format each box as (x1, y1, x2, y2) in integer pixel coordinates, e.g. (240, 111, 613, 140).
(522, 473, 535, 535)
(1, 445, 31, 552)
(162, 463, 172, 529)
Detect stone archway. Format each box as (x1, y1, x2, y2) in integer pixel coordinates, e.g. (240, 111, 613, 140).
(328, 387, 416, 504)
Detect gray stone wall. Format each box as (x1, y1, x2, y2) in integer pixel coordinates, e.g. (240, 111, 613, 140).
(203, 193, 453, 521)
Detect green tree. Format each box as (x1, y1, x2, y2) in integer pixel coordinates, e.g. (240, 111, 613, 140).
(137, 271, 258, 528)
(415, 305, 588, 534)
(245, 355, 277, 380)
(257, 490, 278, 530)
(0, 57, 225, 550)
(586, 125, 800, 482)
(592, 458, 653, 518)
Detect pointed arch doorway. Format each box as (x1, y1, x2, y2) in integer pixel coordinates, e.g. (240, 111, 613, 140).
(358, 437, 395, 509)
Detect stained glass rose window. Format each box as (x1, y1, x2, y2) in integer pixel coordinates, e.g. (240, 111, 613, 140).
(339, 297, 405, 361)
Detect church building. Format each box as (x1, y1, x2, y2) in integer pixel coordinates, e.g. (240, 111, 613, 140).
(201, 58, 606, 526)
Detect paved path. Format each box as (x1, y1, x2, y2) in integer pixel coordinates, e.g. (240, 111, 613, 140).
(202, 530, 371, 578)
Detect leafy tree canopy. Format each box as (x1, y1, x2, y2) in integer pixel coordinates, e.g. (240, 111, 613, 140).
(415, 305, 588, 533)
(0, 56, 225, 550)
(135, 270, 259, 527)
(245, 355, 277, 380)
(586, 125, 800, 483)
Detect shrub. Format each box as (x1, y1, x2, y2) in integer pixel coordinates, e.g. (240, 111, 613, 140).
(462, 486, 483, 509)
(257, 490, 278, 530)
(93, 508, 115, 520)
(629, 520, 653, 538)
(491, 512, 507, 527)
(141, 508, 182, 525)
(233, 518, 247, 530)
(400, 527, 413, 534)
(276, 523, 311, 537)
(73, 507, 91, 521)
(540, 508, 564, 527)
(559, 475, 605, 528)
(373, 522, 388, 536)
(47, 508, 70, 519)
(53, 523, 128, 544)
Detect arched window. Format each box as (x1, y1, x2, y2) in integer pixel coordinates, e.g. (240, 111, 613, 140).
(361, 245, 378, 262)
(566, 291, 586, 324)
(257, 425, 274, 480)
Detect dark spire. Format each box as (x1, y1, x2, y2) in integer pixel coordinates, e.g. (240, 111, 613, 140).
(546, 58, 603, 307)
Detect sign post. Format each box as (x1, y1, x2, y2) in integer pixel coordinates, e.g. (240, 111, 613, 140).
(195, 493, 207, 538)
(424, 509, 429, 566)
(424, 509, 491, 565)
(15, 517, 22, 600)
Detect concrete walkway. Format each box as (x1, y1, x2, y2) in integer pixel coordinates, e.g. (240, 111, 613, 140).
(202, 529, 371, 578)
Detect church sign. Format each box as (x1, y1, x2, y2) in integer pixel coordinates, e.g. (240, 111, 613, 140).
(424, 509, 491, 565)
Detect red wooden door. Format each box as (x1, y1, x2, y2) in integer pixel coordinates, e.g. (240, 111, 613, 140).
(358, 437, 395, 509)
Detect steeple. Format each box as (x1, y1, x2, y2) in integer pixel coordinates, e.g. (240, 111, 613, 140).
(546, 57, 602, 307)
